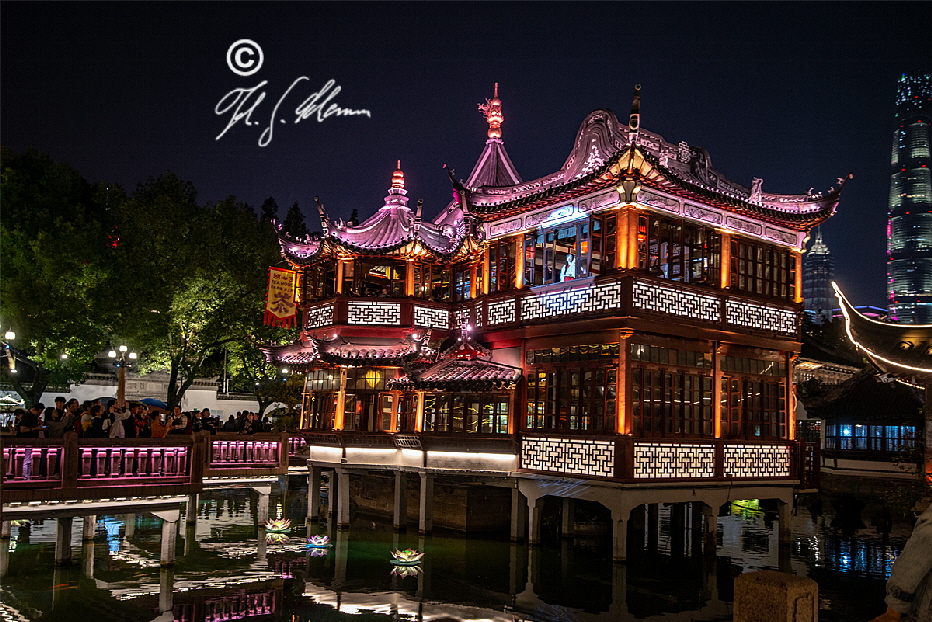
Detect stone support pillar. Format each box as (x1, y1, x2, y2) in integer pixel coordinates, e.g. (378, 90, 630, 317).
(82, 515, 97, 540)
(510, 487, 527, 542)
(55, 517, 74, 565)
(159, 567, 174, 613)
(153, 509, 180, 566)
(418, 472, 434, 535)
(777, 499, 793, 544)
(0, 521, 11, 539)
(253, 486, 271, 524)
(308, 466, 322, 521)
(326, 469, 337, 519)
(611, 507, 629, 563)
(186, 494, 199, 525)
(701, 503, 718, 555)
(337, 469, 351, 529)
(81, 540, 95, 578)
(528, 497, 542, 546)
(124, 514, 136, 539)
(393, 471, 408, 531)
(561, 497, 575, 539)
(333, 529, 348, 588)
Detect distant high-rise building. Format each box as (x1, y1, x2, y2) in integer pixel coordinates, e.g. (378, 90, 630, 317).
(803, 228, 835, 323)
(887, 71, 932, 323)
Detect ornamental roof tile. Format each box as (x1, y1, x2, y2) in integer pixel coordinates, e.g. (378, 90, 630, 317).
(263, 332, 434, 368)
(390, 358, 521, 391)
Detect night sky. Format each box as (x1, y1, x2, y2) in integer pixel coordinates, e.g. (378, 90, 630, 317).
(3, 2, 930, 308)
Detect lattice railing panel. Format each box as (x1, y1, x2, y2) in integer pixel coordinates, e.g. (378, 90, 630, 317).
(725, 300, 797, 335)
(632, 281, 721, 322)
(521, 436, 614, 477)
(633, 442, 715, 479)
(347, 301, 401, 325)
(521, 281, 622, 321)
(304, 304, 334, 329)
(413, 305, 449, 329)
(487, 299, 517, 326)
(723, 444, 792, 478)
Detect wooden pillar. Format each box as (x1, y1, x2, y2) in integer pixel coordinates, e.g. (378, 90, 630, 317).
(514, 235, 525, 290)
(719, 231, 732, 290)
(334, 367, 347, 430)
(81, 540, 95, 578)
(713, 343, 723, 438)
(393, 471, 408, 531)
(482, 248, 491, 295)
(418, 472, 434, 535)
(55, 517, 73, 565)
(414, 390, 425, 432)
(337, 469, 350, 529)
(308, 466, 322, 521)
(336, 259, 345, 295)
(617, 207, 639, 270)
(82, 515, 97, 540)
(405, 259, 415, 297)
(617, 330, 633, 434)
(793, 249, 803, 304)
(256, 490, 270, 524)
(326, 469, 337, 519)
(786, 352, 797, 440)
(469, 264, 478, 300)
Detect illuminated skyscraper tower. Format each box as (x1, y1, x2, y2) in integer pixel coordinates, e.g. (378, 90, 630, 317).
(888, 72, 932, 323)
(803, 228, 834, 324)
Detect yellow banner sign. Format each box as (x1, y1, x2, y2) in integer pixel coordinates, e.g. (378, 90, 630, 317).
(264, 267, 297, 327)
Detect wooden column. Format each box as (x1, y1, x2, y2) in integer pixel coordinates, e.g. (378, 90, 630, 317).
(414, 390, 425, 432)
(514, 235, 525, 290)
(617, 330, 633, 435)
(713, 343, 723, 438)
(719, 231, 732, 290)
(482, 248, 491, 295)
(336, 259, 345, 295)
(405, 259, 415, 297)
(617, 207, 640, 270)
(334, 367, 347, 430)
(469, 264, 478, 300)
(786, 352, 797, 440)
(793, 249, 803, 304)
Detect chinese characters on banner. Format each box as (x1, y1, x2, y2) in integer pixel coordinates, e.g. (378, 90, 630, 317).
(264, 267, 298, 327)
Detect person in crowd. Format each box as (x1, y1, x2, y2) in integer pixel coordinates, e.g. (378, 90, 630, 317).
(223, 415, 238, 432)
(191, 409, 204, 433)
(44, 405, 71, 438)
(150, 410, 170, 438)
(53, 396, 67, 419)
(16, 404, 43, 438)
(870, 500, 932, 622)
(108, 402, 131, 438)
(168, 406, 188, 435)
(239, 412, 258, 435)
(134, 406, 152, 438)
(80, 407, 95, 435)
(89, 405, 109, 438)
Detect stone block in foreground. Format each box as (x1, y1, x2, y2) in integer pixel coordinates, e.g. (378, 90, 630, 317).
(734, 570, 818, 622)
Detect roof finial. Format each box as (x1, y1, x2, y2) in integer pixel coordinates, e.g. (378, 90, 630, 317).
(628, 84, 641, 136)
(391, 161, 405, 190)
(314, 196, 329, 234)
(478, 83, 504, 140)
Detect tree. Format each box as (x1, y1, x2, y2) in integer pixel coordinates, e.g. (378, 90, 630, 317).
(112, 175, 285, 408)
(224, 326, 295, 416)
(282, 202, 308, 239)
(0, 148, 115, 406)
(260, 196, 279, 223)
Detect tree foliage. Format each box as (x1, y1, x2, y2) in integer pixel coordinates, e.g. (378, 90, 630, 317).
(0, 148, 115, 405)
(282, 202, 308, 239)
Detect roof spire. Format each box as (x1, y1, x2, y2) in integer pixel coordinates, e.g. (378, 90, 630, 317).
(628, 84, 641, 137)
(391, 160, 405, 190)
(314, 196, 329, 235)
(478, 83, 504, 140)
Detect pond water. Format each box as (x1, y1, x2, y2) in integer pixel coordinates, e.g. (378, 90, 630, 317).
(0, 478, 913, 621)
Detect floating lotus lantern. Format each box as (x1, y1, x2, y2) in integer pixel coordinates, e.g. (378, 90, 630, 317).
(390, 564, 421, 578)
(265, 532, 290, 544)
(390, 549, 425, 566)
(305, 535, 331, 548)
(307, 547, 330, 558)
(264, 518, 292, 533)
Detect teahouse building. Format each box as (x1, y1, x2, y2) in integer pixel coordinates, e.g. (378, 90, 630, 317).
(266, 86, 849, 547)
(268, 85, 848, 445)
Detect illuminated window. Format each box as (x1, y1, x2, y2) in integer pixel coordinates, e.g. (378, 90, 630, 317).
(729, 238, 795, 301)
(524, 215, 609, 286)
(637, 214, 721, 285)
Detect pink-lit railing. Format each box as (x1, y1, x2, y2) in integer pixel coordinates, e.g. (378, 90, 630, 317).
(78, 444, 189, 480)
(208, 438, 282, 468)
(288, 436, 308, 457)
(2, 444, 64, 482)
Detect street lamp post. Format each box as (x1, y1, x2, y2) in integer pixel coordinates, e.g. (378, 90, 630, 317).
(109, 345, 137, 404)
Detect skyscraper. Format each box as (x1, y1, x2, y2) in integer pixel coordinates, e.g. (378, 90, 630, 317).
(803, 228, 835, 324)
(887, 71, 932, 323)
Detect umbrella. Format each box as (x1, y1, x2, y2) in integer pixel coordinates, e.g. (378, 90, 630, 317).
(141, 398, 168, 408)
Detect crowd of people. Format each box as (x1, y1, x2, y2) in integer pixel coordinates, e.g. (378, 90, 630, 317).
(11, 396, 273, 438)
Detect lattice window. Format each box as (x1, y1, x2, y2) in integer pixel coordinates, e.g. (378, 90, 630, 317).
(632, 442, 715, 479)
(413, 305, 449, 329)
(632, 281, 721, 321)
(304, 303, 334, 329)
(522, 281, 622, 321)
(487, 299, 517, 325)
(520, 436, 614, 477)
(723, 444, 791, 478)
(347, 301, 401, 325)
(725, 300, 797, 334)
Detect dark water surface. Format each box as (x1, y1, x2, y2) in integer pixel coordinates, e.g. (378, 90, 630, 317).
(0, 479, 912, 621)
